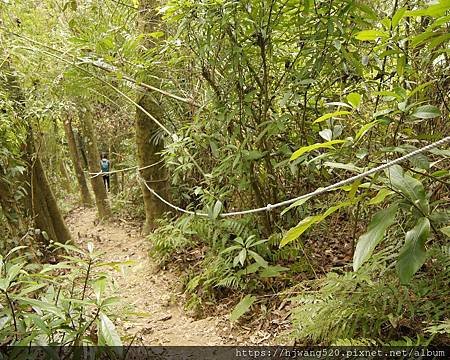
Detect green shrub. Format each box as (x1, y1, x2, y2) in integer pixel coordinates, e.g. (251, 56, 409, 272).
(0, 242, 123, 352)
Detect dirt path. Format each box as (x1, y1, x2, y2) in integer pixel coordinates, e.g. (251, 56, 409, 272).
(66, 207, 230, 345)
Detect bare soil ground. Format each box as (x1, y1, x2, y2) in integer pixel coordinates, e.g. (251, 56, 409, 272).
(66, 207, 231, 345)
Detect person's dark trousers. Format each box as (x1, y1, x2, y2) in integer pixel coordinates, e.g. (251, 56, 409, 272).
(102, 175, 110, 192)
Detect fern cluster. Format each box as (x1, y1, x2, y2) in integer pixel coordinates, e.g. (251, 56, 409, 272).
(290, 246, 450, 345)
(148, 215, 199, 265)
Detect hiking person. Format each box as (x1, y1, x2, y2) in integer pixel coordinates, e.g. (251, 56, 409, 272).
(100, 154, 110, 192)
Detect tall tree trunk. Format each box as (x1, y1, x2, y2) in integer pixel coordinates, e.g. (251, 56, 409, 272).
(26, 130, 72, 245)
(63, 117, 93, 206)
(81, 110, 111, 219)
(137, 0, 169, 234)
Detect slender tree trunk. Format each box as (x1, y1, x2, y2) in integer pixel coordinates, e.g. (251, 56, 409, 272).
(51, 118, 72, 193)
(81, 110, 111, 219)
(75, 130, 89, 170)
(137, 0, 169, 234)
(59, 160, 72, 193)
(137, 96, 169, 233)
(63, 117, 93, 206)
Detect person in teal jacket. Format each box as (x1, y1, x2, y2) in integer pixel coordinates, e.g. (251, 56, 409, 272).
(100, 154, 110, 192)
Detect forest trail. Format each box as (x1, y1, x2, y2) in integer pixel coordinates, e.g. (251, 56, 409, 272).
(66, 207, 229, 345)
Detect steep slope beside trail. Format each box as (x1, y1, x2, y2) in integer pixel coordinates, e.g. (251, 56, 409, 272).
(65, 207, 228, 345)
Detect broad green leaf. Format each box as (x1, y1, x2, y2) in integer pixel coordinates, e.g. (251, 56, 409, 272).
(353, 205, 398, 271)
(99, 312, 122, 346)
(348, 179, 361, 200)
(14, 297, 65, 318)
(242, 263, 260, 275)
(396, 218, 430, 284)
(319, 129, 333, 141)
(280, 195, 313, 216)
(248, 250, 268, 268)
(355, 3, 378, 20)
(410, 31, 438, 48)
(346, 92, 361, 108)
(281, 200, 354, 247)
(386, 165, 429, 214)
(18, 283, 47, 297)
(408, 153, 430, 171)
(93, 276, 107, 303)
(355, 30, 388, 41)
(368, 188, 394, 205)
(237, 248, 247, 266)
(7, 262, 25, 283)
(440, 226, 450, 238)
(54, 242, 85, 255)
(431, 169, 448, 177)
(40, 263, 73, 273)
(392, 7, 406, 28)
(0, 279, 8, 292)
(290, 140, 346, 161)
(281, 216, 319, 247)
(355, 120, 379, 141)
(411, 105, 441, 119)
(428, 33, 450, 50)
(220, 245, 241, 254)
(373, 90, 402, 100)
(313, 111, 351, 124)
(230, 295, 256, 322)
(149, 31, 164, 38)
(249, 238, 268, 248)
(259, 265, 289, 278)
(101, 296, 121, 308)
(210, 200, 223, 219)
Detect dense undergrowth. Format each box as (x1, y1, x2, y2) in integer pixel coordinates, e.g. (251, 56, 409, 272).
(0, 241, 123, 350)
(147, 206, 449, 345)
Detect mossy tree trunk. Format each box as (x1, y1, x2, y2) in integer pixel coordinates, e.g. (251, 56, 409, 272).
(137, 0, 169, 234)
(63, 116, 93, 206)
(81, 110, 111, 219)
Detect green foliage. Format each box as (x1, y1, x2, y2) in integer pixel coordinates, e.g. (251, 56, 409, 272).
(148, 215, 199, 265)
(221, 235, 268, 268)
(291, 246, 450, 345)
(396, 218, 430, 284)
(0, 243, 122, 349)
(1, 0, 449, 346)
(352, 165, 447, 283)
(353, 205, 398, 271)
(229, 294, 256, 322)
(281, 199, 356, 247)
